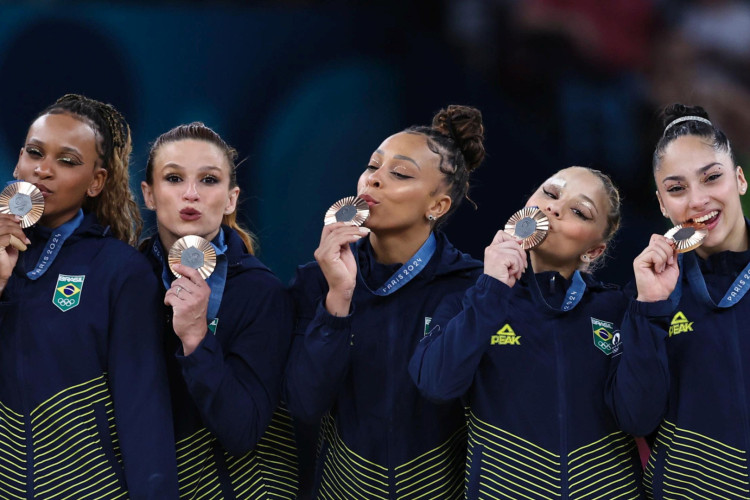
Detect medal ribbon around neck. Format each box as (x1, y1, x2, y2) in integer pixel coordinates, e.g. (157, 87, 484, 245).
(26, 210, 84, 280)
(683, 251, 750, 308)
(525, 260, 587, 313)
(358, 232, 437, 296)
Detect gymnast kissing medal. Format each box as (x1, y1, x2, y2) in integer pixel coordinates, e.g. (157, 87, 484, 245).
(664, 222, 708, 253)
(504, 206, 549, 250)
(324, 196, 369, 226)
(0, 181, 44, 228)
(168, 235, 217, 279)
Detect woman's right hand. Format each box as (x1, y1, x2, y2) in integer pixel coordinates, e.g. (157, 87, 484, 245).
(634, 234, 680, 302)
(0, 214, 29, 291)
(484, 230, 527, 288)
(313, 223, 370, 316)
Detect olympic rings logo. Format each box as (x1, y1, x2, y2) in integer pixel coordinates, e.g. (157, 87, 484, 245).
(57, 298, 76, 307)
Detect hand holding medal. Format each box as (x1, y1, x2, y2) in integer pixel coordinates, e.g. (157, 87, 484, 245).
(0, 181, 44, 251)
(483, 206, 548, 288)
(318, 196, 371, 316)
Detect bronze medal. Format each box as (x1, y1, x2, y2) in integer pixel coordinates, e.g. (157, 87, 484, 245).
(504, 206, 549, 250)
(0, 181, 44, 228)
(324, 196, 369, 226)
(664, 222, 707, 253)
(168, 235, 217, 279)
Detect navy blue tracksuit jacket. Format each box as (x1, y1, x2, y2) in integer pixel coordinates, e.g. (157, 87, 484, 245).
(608, 234, 750, 499)
(285, 232, 482, 499)
(0, 213, 178, 499)
(411, 270, 644, 499)
(143, 226, 296, 499)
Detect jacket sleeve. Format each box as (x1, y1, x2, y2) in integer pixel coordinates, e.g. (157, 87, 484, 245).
(176, 272, 293, 456)
(605, 296, 675, 437)
(283, 266, 353, 423)
(108, 253, 178, 499)
(409, 274, 514, 401)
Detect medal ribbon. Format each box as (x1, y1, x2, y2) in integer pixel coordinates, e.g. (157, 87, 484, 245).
(526, 261, 587, 313)
(154, 229, 228, 327)
(205, 230, 228, 322)
(26, 210, 84, 280)
(683, 251, 750, 308)
(359, 233, 437, 296)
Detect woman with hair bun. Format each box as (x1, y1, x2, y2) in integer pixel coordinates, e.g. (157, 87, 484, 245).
(285, 105, 486, 499)
(410, 166, 645, 498)
(608, 103, 750, 499)
(0, 94, 177, 498)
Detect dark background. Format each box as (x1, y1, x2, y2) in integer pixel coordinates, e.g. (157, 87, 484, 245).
(1, 0, 749, 286)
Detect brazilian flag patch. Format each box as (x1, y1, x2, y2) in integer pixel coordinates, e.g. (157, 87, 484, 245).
(53, 274, 85, 312)
(591, 317, 615, 355)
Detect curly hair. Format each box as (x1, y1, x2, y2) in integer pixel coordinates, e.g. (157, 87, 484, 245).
(40, 94, 141, 245)
(144, 122, 256, 254)
(405, 105, 486, 226)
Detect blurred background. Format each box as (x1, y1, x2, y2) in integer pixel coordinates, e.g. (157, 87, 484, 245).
(1, 0, 749, 286)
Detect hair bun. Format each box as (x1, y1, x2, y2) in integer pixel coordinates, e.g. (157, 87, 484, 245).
(432, 105, 485, 172)
(661, 103, 711, 130)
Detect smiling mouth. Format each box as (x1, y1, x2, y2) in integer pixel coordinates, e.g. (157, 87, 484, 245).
(688, 210, 719, 225)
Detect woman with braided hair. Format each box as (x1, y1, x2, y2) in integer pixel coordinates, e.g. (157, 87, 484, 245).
(285, 105, 486, 499)
(410, 167, 645, 499)
(0, 94, 178, 498)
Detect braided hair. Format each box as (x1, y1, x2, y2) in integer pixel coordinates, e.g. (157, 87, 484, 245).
(405, 105, 486, 226)
(40, 94, 141, 245)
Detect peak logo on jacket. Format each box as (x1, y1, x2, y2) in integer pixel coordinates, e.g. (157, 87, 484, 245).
(592, 317, 618, 355)
(668, 311, 693, 337)
(491, 324, 521, 346)
(53, 274, 85, 312)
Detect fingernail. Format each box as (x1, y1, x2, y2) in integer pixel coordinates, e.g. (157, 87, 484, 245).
(359, 227, 371, 234)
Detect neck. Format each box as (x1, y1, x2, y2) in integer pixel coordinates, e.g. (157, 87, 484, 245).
(530, 251, 578, 280)
(369, 226, 432, 265)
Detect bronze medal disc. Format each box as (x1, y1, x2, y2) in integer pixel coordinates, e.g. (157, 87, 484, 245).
(664, 222, 708, 253)
(504, 206, 549, 250)
(0, 181, 44, 228)
(168, 235, 217, 279)
(324, 196, 370, 226)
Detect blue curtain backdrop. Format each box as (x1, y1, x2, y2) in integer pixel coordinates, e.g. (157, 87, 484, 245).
(0, 2, 663, 286)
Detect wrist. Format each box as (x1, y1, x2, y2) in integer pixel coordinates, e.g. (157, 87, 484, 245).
(325, 289, 352, 317)
(181, 335, 204, 356)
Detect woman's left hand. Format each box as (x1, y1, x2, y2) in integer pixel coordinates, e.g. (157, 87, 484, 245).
(165, 263, 210, 355)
